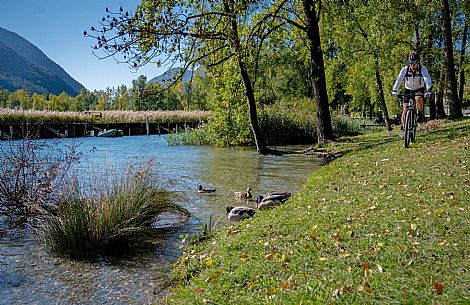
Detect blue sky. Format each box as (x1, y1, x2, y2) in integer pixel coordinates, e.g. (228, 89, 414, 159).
(1, 0, 166, 91)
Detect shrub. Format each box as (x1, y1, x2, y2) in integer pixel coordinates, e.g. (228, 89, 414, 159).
(37, 160, 190, 259)
(0, 136, 81, 226)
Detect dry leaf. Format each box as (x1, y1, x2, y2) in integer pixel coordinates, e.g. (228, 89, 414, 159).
(205, 258, 213, 267)
(265, 253, 275, 261)
(308, 234, 318, 240)
(280, 282, 289, 289)
(267, 287, 279, 296)
(433, 282, 444, 294)
(377, 264, 384, 273)
(240, 255, 249, 262)
(362, 263, 372, 277)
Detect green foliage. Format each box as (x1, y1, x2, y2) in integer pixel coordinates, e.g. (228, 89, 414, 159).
(37, 160, 190, 259)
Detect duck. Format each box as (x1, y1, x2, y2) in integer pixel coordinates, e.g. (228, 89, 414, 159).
(261, 192, 291, 202)
(226, 205, 256, 221)
(234, 188, 252, 199)
(256, 192, 291, 210)
(197, 185, 216, 193)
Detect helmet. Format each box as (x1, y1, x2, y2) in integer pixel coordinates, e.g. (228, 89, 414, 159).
(407, 52, 420, 62)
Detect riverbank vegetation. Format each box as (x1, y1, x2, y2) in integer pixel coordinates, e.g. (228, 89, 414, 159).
(37, 160, 190, 259)
(0, 108, 211, 124)
(168, 119, 470, 304)
(2, 2, 468, 148)
(0, 137, 81, 225)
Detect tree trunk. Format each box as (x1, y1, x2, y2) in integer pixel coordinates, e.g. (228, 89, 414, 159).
(375, 59, 392, 131)
(302, 0, 334, 144)
(436, 90, 447, 118)
(224, 0, 268, 154)
(441, 0, 463, 118)
(429, 93, 437, 120)
(458, 18, 468, 106)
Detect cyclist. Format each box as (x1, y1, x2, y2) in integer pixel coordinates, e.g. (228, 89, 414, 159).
(392, 52, 432, 126)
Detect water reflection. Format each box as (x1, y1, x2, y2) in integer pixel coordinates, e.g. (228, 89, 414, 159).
(0, 135, 324, 304)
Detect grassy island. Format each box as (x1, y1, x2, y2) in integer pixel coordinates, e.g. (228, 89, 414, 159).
(168, 119, 470, 304)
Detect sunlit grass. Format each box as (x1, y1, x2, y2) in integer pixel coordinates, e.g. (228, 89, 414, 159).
(168, 118, 470, 304)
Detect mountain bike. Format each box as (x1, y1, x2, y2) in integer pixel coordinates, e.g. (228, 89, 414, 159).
(397, 93, 420, 148)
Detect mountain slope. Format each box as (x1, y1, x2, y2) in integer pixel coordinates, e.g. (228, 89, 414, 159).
(0, 27, 84, 95)
(147, 68, 195, 85)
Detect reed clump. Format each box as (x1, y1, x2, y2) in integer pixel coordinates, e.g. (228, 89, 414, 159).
(38, 161, 190, 259)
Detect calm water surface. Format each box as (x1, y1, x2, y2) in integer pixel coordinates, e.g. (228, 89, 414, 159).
(0, 135, 324, 304)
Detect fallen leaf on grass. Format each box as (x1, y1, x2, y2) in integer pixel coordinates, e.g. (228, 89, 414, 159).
(240, 255, 249, 262)
(265, 253, 275, 261)
(377, 264, 384, 273)
(193, 287, 206, 295)
(307, 234, 318, 240)
(433, 282, 444, 294)
(362, 263, 372, 277)
(280, 282, 289, 290)
(267, 287, 279, 296)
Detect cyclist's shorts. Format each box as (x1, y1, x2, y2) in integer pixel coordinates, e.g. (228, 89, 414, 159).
(404, 88, 424, 96)
(403, 88, 424, 105)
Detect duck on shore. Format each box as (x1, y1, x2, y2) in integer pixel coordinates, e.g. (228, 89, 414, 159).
(226, 206, 256, 221)
(256, 192, 291, 210)
(197, 185, 216, 193)
(234, 188, 252, 199)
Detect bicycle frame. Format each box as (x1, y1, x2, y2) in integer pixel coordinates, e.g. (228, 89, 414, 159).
(397, 94, 419, 148)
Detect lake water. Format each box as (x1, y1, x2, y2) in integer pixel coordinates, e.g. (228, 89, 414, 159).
(0, 135, 324, 304)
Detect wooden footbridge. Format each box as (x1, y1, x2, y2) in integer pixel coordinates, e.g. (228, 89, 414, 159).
(0, 121, 200, 140)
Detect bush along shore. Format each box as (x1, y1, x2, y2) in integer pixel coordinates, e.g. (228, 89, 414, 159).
(168, 119, 470, 304)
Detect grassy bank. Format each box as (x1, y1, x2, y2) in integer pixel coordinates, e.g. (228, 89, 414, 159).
(168, 119, 469, 304)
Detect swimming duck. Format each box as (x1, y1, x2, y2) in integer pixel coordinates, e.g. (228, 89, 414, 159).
(197, 185, 216, 193)
(226, 206, 256, 221)
(234, 188, 252, 199)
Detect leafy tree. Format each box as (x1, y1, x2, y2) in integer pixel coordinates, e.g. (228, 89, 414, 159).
(86, 1, 294, 153)
(31, 93, 47, 110)
(0, 89, 10, 108)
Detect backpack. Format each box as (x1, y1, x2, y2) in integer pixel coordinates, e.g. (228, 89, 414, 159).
(405, 64, 424, 86)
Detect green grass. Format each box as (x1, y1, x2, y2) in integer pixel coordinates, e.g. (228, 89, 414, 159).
(168, 119, 470, 304)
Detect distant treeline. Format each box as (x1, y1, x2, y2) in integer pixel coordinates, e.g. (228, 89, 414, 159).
(0, 74, 209, 112)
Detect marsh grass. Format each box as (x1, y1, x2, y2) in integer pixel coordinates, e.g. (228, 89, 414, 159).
(38, 160, 190, 259)
(168, 118, 470, 304)
(0, 108, 212, 124)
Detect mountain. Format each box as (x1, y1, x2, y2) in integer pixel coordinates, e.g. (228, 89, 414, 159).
(147, 67, 195, 85)
(0, 27, 84, 96)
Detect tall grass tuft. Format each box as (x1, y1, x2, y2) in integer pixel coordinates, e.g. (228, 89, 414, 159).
(37, 160, 190, 259)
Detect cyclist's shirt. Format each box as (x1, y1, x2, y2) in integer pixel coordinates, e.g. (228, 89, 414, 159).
(393, 64, 432, 92)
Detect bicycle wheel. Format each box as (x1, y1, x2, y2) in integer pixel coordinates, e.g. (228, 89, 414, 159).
(404, 109, 412, 148)
(410, 111, 417, 142)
